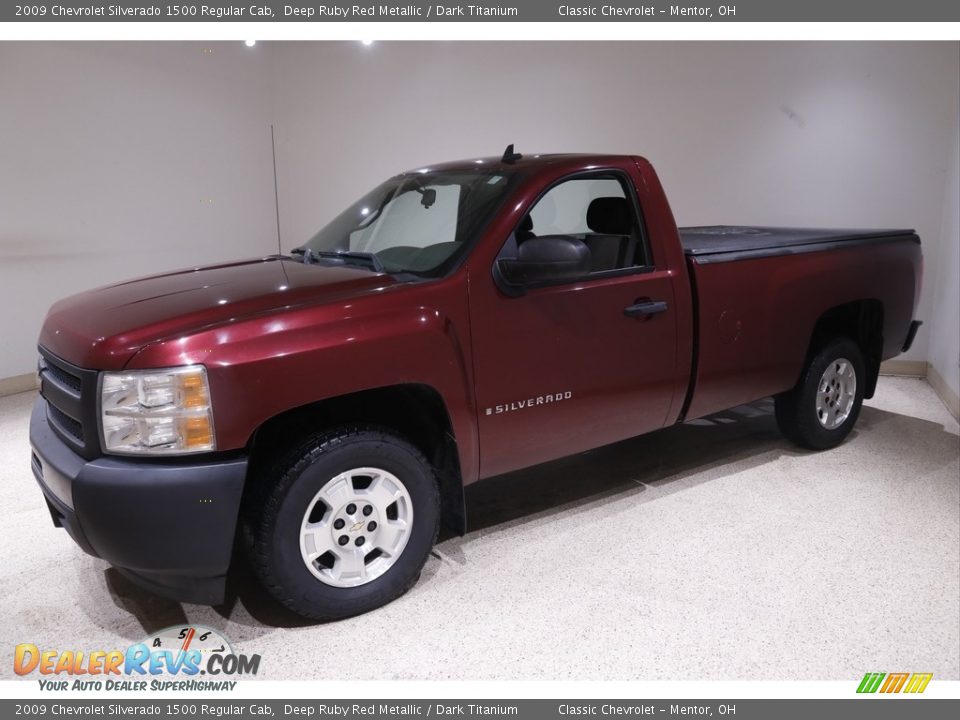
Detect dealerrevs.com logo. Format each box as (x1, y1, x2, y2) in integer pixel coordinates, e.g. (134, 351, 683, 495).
(14, 625, 260, 691)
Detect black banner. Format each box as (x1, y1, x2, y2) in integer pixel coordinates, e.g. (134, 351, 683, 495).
(3, 700, 960, 720)
(5, 0, 960, 23)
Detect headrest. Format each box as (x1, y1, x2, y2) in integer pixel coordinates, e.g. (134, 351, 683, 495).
(587, 197, 632, 235)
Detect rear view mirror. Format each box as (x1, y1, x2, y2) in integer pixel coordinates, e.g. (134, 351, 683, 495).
(419, 188, 437, 208)
(496, 236, 592, 292)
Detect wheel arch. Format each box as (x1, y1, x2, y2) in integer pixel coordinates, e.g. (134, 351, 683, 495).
(245, 384, 466, 535)
(804, 299, 884, 398)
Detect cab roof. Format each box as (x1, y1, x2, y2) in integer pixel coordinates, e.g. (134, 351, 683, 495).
(399, 152, 640, 177)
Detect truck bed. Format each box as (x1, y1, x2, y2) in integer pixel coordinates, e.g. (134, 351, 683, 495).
(678, 224, 922, 422)
(679, 226, 919, 264)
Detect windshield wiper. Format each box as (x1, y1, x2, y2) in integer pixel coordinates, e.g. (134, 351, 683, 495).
(290, 248, 385, 273)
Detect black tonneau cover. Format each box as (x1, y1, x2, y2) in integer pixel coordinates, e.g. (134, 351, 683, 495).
(679, 226, 919, 264)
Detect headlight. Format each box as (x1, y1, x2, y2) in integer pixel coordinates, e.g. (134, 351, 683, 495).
(100, 366, 216, 455)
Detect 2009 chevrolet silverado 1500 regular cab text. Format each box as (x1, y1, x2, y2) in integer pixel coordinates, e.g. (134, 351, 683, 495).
(30, 149, 923, 619)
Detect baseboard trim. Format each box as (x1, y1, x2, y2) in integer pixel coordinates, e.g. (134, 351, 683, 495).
(879, 359, 928, 377)
(926, 363, 960, 420)
(0, 373, 38, 397)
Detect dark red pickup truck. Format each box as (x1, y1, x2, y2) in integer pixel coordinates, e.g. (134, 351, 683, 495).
(30, 150, 922, 619)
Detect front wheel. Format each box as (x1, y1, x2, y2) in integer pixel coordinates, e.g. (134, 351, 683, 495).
(244, 426, 440, 621)
(775, 337, 866, 450)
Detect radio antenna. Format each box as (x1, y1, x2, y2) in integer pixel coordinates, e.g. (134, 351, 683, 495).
(271, 124, 282, 254)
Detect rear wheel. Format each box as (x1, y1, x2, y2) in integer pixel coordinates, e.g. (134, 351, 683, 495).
(775, 337, 865, 450)
(244, 426, 440, 621)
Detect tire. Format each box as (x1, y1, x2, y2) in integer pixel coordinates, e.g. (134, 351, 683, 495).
(775, 337, 866, 450)
(243, 425, 440, 621)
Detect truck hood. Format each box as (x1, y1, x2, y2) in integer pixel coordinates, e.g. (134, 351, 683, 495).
(38, 257, 397, 369)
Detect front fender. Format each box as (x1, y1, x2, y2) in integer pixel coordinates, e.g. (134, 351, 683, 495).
(127, 280, 479, 483)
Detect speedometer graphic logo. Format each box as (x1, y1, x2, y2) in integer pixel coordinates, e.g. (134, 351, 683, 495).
(141, 625, 232, 672)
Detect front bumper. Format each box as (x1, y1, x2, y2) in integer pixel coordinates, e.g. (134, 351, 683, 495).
(29, 397, 247, 605)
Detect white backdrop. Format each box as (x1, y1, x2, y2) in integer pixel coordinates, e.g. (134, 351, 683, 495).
(0, 42, 278, 381)
(2, 41, 958, 401)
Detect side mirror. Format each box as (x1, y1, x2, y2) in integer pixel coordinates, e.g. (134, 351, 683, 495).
(496, 236, 591, 292)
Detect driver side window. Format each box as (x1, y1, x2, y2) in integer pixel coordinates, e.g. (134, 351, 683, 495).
(500, 175, 649, 273)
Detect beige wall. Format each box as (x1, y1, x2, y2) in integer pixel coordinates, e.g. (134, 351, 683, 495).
(272, 41, 959, 368)
(0, 42, 279, 378)
(927, 106, 960, 406)
(2, 41, 958, 391)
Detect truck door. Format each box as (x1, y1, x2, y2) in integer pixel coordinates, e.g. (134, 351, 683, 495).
(469, 170, 680, 479)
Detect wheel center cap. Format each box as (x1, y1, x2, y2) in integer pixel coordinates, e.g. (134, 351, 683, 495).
(329, 501, 381, 545)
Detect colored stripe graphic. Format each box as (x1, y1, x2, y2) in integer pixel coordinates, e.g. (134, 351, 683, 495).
(857, 673, 885, 693)
(904, 673, 933, 693)
(880, 673, 909, 693)
(857, 672, 932, 694)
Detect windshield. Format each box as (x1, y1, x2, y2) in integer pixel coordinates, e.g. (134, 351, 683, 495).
(297, 169, 517, 276)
